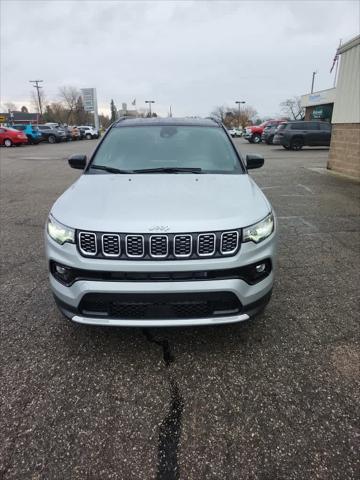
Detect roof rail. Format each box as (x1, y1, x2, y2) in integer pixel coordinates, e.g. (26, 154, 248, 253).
(206, 116, 222, 127)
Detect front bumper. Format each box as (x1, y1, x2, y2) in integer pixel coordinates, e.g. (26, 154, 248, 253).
(46, 232, 276, 327)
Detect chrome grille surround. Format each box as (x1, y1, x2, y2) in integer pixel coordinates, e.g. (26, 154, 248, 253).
(173, 234, 192, 258)
(79, 232, 97, 256)
(149, 235, 168, 258)
(197, 233, 216, 257)
(102, 234, 121, 257)
(77, 229, 241, 259)
(220, 231, 239, 255)
(125, 235, 145, 258)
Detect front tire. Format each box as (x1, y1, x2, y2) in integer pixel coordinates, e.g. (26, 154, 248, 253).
(4, 138, 13, 147)
(48, 135, 56, 144)
(86, 133, 92, 140)
(253, 134, 261, 144)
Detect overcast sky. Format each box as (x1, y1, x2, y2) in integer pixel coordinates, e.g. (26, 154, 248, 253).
(1, 0, 359, 118)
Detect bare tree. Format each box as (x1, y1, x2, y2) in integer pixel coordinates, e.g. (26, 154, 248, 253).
(210, 105, 228, 123)
(280, 96, 304, 120)
(58, 85, 80, 123)
(4, 102, 17, 111)
(211, 105, 258, 128)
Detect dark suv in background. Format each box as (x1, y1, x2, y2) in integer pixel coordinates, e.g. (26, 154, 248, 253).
(273, 121, 332, 150)
(38, 125, 66, 143)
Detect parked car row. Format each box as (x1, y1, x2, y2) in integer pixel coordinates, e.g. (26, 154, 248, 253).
(0, 123, 99, 147)
(243, 119, 332, 150)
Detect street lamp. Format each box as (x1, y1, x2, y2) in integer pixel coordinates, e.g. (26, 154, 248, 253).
(235, 101, 246, 129)
(145, 100, 155, 117)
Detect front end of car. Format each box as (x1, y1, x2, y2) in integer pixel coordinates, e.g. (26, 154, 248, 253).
(45, 212, 277, 327)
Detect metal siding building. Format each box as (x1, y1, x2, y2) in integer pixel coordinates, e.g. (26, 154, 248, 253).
(328, 35, 360, 179)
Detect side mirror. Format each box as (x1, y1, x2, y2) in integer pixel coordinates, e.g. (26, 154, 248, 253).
(246, 154, 264, 169)
(68, 154, 87, 170)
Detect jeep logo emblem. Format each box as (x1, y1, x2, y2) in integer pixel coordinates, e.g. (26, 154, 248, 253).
(149, 225, 170, 232)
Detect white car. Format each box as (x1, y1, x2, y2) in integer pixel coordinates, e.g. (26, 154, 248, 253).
(228, 127, 242, 138)
(78, 125, 99, 140)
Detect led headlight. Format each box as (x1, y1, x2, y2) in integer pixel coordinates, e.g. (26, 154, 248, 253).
(47, 214, 75, 245)
(243, 212, 274, 243)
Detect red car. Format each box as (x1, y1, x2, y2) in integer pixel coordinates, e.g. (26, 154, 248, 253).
(0, 126, 28, 147)
(244, 120, 284, 144)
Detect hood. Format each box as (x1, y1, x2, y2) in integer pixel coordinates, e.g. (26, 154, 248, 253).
(51, 174, 271, 233)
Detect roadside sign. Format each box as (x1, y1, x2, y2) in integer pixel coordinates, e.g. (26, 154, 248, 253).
(0, 115, 6, 122)
(81, 88, 96, 112)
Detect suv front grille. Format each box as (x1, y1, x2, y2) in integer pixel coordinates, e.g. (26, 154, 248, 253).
(77, 229, 241, 260)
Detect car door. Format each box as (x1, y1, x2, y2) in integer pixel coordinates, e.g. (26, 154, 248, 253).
(304, 122, 320, 146)
(319, 122, 332, 146)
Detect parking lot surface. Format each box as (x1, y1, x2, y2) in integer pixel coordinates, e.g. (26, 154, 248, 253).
(1, 139, 359, 479)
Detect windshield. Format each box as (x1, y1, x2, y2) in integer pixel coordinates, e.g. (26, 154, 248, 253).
(89, 125, 243, 174)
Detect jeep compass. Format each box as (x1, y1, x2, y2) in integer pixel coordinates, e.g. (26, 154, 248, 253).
(45, 117, 277, 327)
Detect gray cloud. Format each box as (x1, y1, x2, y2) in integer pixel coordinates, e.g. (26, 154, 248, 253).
(1, 0, 358, 117)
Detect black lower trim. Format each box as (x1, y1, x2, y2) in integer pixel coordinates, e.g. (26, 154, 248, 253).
(53, 289, 272, 322)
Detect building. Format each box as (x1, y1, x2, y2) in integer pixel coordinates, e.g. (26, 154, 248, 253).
(0, 111, 40, 125)
(301, 88, 336, 122)
(328, 35, 360, 179)
(117, 103, 139, 118)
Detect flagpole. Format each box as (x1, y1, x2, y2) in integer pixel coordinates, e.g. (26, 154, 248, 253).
(333, 39, 342, 87)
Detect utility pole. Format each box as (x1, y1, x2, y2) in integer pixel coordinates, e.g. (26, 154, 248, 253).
(29, 80, 44, 116)
(169, 105, 172, 117)
(145, 100, 155, 117)
(235, 101, 246, 128)
(311, 71, 317, 94)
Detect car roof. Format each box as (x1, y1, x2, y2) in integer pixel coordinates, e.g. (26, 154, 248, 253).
(113, 117, 220, 128)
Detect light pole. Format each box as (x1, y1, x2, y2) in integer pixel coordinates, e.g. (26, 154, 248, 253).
(145, 100, 155, 117)
(235, 101, 245, 129)
(29, 80, 44, 116)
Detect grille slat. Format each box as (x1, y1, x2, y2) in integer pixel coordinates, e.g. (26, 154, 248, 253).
(126, 235, 145, 258)
(102, 234, 121, 257)
(79, 232, 97, 255)
(221, 231, 239, 254)
(197, 233, 216, 256)
(174, 235, 192, 257)
(150, 235, 168, 258)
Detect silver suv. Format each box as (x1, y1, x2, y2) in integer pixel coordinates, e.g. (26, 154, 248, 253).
(45, 118, 277, 327)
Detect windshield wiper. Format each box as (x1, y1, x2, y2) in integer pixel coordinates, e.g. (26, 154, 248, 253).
(90, 165, 134, 174)
(132, 167, 203, 174)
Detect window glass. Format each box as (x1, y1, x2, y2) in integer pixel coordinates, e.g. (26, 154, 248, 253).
(90, 126, 242, 174)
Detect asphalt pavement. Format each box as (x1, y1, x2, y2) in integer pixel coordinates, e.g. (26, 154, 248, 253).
(1, 138, 359, 479)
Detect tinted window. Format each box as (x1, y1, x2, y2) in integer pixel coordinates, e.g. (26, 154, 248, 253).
(306, 122, 320, 130)
(277, 123, 287, 131)
(320, 123, 331, 131)
(290, 123, 305, 130)
(90, 126, 242, 174)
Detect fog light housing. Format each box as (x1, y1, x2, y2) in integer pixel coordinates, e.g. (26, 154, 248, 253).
(50, 261, 75, 286)
(256, 263, 266, 273)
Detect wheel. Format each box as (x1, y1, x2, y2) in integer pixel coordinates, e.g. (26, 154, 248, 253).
(290, 137, 304, 150)
(86, 133, 92, 140)
(253, 134, 261, 144)
(48, 135, 56, 144)
(4, 138, 13, 147)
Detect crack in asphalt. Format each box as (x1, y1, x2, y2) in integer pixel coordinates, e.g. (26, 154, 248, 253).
(142, 330, 184, 480)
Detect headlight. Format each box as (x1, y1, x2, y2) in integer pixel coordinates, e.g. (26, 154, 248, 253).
(243, 212, 274, 243)
(47, 214, 75, 245)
